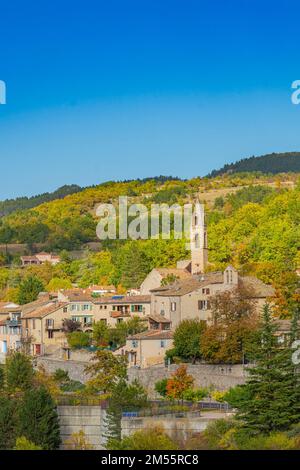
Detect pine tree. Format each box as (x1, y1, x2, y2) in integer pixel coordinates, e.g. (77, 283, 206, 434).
(0, 397, 18, 449)
(235, 303, 300, 433)
(104, 379, 148, 445)
(18, 386, 61, 450)
(5, 351, 34, 392)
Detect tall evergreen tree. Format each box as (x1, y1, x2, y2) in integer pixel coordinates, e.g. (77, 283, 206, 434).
(5, 352, 34, 392)
(235, 303, 300, 433)
(18, 386, 61, 450)
(0, 397, 18, 449)
(104, 379, 148, 445)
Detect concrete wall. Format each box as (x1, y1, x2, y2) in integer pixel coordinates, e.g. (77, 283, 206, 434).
(57, 406, 232, 450)
(122, 411, 233, 443)
(58, 405, 107, 449)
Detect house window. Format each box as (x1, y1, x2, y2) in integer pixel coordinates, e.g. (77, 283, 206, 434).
(63, 306, 68, 313)
(202, 288, 210, 295)
(71, 304, 77, 311)
(132, 340, 138, 348)
(171, 302, 176, 312)
(100, 319, 107, 325)
(198, 300, 211, 310)
(48, 330, 54, 339)
(82, 304, 90, 311)
(160, 340, 166, 348)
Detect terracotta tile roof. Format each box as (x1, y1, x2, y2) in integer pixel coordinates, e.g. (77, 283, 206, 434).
(151, 271, 274, 299)
(22, 301, 68, 319)
(151, 272, 223, 296)
(59, 289, 94, 302)
(148, 314, 171, 324)
(239, 276, 275, 298)
(20, 293, 52, 314)
(128, 329, 173, 340)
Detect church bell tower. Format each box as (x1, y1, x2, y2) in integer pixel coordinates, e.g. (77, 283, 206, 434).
(190, 204, 208, 275)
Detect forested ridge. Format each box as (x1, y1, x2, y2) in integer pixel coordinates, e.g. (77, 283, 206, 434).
(0, 171, 299, 306)
(208, 152, 300, 177)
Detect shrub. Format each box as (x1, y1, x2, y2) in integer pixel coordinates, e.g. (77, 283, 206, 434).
(64, 430, 94, 450)
(14, 437, 42, 450)
(108, 426, 178, 450)
(182, 387, 209, 402)
(154, 378, 168, 398)
(53, 368, 70, 383)
(67, 331, 91, 349)
(211, 390, 226, 402)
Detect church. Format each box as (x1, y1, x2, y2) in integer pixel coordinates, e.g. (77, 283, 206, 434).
(140, 206, 274, 328)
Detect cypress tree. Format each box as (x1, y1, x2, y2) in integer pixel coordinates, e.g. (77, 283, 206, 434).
(235, 303, 300, 433)
(18, 386, 61, 450)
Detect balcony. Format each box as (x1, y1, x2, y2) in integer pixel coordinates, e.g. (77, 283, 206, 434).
(110, 311, 130, 319)
(6, 319, 21, 327)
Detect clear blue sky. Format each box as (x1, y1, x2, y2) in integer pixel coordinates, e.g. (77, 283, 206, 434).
(1, 0, 300, 199)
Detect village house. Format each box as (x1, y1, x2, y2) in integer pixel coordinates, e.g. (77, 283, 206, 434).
(21, 300, 68, 356)
(20, 251, 61, 266)
(92, 295, 151, 326)
(118, 315, 173, 368)
(0, 302, 22, 362)
(58, 289, 151, 327)
(18, 289, 151, 356)
(150, 265, 275, 328)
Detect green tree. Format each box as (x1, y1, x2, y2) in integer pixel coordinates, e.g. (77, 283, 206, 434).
(116, 243, 150, 289)
(155, 378, 168, 398)
(0, 366, 4, 390)
(105, 379, 148, 443)
(93, 320, 109, 346)
(172, 319, 207, 363)
(85, 350, 127, 394)
(46, 277, 72, 291)
(0, 396, 18, 449)
(234, 303, 300, 433)
(5, 352, 34, 392)
(18, 386, 61, 450)
(17, 275, 45, 305)
(67, 331, 91, 349)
